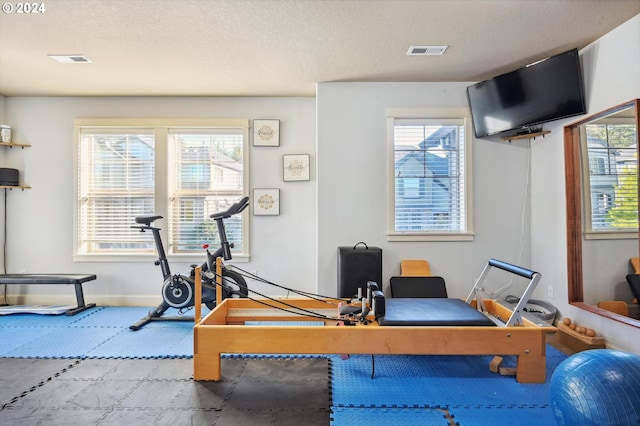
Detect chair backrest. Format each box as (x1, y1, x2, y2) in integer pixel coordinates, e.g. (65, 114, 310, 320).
(389, 276, 447, 298)
(597, 300, 629, 317)
(626, 274, 640, 302)
(400, 260, 431, 276)
(631, 258, 640, 274)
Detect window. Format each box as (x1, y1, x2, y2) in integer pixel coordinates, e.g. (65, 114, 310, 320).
(387, 109, 473, 241)
(583, 120, 637, 237)
(168, 130, 245, 253)
(75, 119, 249, 259)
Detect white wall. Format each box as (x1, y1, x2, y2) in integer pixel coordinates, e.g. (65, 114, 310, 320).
(3, 96, 316, 305)
(3, 85, 537, 306)
(0, 95, 5, 274)
(316, 82, 534, 298)
(531, 14, 640, 352)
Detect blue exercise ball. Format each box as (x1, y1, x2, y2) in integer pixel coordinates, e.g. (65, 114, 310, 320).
(551, 349, 640, 426)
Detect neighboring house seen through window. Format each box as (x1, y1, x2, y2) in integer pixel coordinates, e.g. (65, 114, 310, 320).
(583, 120, 637, 236)
(387, 109, 473, 241)
(75, 119, 249, 258)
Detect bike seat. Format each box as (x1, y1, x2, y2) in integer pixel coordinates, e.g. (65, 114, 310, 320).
(134, 215, 163, 226)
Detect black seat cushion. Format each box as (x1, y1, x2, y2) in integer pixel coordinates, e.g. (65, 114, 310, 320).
(626, 274, 640, 302)
(390, 276, 448, 298)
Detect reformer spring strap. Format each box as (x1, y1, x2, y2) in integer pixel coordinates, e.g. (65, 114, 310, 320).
(208, 268, 357, 323)
(229, 265, 344, 304)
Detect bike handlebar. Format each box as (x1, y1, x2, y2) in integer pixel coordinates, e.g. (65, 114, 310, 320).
(210, 196, 250, 220)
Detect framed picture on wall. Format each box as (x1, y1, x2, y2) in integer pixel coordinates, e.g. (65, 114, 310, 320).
(253, 188, 280, 215)
(283, 154, 310, 181)
(253, 119, 280, 147)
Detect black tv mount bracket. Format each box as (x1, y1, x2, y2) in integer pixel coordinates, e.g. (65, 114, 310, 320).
(516, 125, 544, 136)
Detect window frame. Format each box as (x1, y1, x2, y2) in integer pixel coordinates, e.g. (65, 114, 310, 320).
(580, 117, 638, 240)
(386, 108, 474, 242)
(73, 118, 250, 262)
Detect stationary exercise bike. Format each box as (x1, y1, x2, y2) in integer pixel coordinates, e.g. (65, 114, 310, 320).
(129, 196, 250, 331)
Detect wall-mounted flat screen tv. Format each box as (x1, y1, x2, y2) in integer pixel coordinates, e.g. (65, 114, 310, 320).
(466, 48, 586, 138)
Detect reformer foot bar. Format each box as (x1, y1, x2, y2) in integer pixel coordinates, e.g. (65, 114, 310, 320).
(193, 259, 555, 384)
(0, 274, 97, 316)
(465, 258, 542, 327)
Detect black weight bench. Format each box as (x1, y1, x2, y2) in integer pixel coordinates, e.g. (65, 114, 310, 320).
(0, 274, 97, 316)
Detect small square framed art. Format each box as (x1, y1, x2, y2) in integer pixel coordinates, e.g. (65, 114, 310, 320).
(283, 154, 310, 181)
(253, 188, 280, 215)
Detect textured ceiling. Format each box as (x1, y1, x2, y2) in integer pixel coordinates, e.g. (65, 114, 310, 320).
(0, 0, 638, 97)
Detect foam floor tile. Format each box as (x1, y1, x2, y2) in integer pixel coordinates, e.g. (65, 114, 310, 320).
(72, 306, 157, 328)
(0, 307, 103, 327)
(449, 405, 556, 426)
(331, 407, 450, 426)
(4, 326, 121, 358)
(331, 353, 557, 408)
(141, 318, 197, 329)
(87, 326, 193, 358)
(0, 327, 54, 356)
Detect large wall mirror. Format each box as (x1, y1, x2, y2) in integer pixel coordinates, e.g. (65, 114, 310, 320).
(565, 99, 640, 327)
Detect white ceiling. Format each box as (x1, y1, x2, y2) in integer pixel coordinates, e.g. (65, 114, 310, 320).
(0, 0, 638, 97)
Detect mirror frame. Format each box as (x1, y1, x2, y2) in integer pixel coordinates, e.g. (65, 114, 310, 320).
(564, 99, 640, 327)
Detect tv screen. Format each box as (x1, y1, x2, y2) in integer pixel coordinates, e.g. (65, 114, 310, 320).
(466, 48, 586, 138)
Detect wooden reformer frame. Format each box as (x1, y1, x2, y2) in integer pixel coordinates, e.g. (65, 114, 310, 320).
(193, 259, 556, 384)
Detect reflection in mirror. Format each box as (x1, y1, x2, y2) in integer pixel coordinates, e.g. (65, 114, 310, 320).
(565, 99, 640, 328)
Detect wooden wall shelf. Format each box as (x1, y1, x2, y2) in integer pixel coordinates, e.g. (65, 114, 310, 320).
(1, 138, 31, 188)
(1, 185, 31, 191)
(501, 130, 551, 142)
(0, 142, 31, 149)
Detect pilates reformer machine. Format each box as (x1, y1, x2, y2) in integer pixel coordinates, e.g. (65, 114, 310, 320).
(193, 258, 556, 384)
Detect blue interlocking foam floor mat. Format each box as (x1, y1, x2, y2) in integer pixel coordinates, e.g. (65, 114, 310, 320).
(0, 306, 201, 359)
(0, 306, 568, 425)
(329, 347, 568, 425)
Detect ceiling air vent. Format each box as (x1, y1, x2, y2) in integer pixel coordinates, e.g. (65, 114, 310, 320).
(407, 45, 448, 56)
(48, 54, 93, 64)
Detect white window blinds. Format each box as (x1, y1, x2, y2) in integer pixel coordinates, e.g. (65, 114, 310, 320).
(77, 130, 156, 254)
(391, 118, 468, 234)
(168, 130, 245, 253)
(584, 122, 638, 232)
(76, 120, 248, 257)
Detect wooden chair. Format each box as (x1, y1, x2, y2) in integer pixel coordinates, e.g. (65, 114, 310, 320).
(597, 300, 629, 317)
(400, 260, 431, 276)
